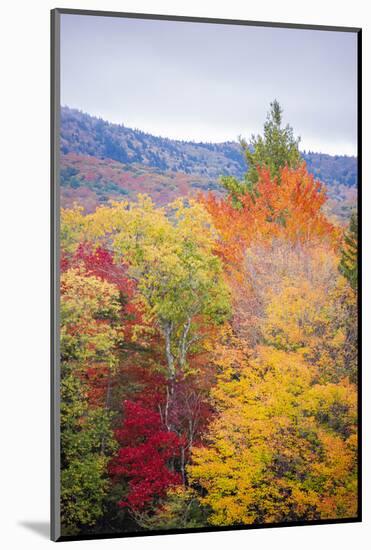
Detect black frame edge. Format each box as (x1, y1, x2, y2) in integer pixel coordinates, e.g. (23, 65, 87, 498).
(51, 7, 61, 543)
(356, 27, 362, 523)
(57, 516, 361, 543)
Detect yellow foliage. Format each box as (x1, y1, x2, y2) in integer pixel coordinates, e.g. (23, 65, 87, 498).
(188, 343, 357, 525)
(61, 266, 121, 369)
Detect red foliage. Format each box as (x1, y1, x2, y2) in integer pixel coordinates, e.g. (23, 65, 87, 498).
(110, 401, 182, 510)
(62, 243, 142, 335)
(166, 374, 216, 446)
(62, 244, 150, 409)
(73, 243, 135, 296)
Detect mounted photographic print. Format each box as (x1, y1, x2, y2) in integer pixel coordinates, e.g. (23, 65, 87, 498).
(51, 9, 361, 542)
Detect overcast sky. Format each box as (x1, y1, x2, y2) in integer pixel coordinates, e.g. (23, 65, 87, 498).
(60, 14, 358, 155)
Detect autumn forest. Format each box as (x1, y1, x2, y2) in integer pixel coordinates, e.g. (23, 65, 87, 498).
(59, 101, 358, 536)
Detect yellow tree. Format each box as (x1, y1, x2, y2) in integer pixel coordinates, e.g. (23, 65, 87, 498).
(61, 266, 122, 367)
(62, 196, 231, 385)
(188, 341, 357, 525)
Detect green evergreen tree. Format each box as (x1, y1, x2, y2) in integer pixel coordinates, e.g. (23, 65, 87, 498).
(339, 211, 358, 291)
(221, 100, 301, 204)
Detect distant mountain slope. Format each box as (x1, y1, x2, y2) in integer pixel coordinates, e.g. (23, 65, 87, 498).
(60, 151, 356, 223)
(61, 107, 244, 182)
(61, 106, 358, 189)
(60, 153, 220, 212)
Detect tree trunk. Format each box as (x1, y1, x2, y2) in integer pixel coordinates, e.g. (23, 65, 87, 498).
(180, 445, 186, 485)
(163, 320, 175, 381)
(100, 370, 112, 455)
(179, 317, 192, 369)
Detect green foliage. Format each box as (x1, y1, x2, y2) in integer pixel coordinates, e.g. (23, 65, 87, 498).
(220, 100, 301, 203)
(60, 365, 117, 534)
(339, 212, 358, 291)
(132, 488, 210, 530)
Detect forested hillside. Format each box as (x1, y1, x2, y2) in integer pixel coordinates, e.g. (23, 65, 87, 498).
(60, 107, 357, 221)
(61, 106, 357, 187)
(61, 107, 243, 180)
(60, 153, 218, 212)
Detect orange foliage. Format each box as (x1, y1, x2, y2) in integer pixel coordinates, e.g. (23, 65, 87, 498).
(202, 165, 340, 270)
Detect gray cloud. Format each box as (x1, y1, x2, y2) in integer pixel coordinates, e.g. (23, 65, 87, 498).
(61, 14, 358, 155)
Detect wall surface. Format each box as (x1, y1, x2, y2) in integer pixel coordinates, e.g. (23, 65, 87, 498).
(0, 1, 369, 548)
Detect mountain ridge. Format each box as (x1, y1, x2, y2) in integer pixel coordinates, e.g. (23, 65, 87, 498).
(61, 106, 357, 189)
(59, 106, 357, 222)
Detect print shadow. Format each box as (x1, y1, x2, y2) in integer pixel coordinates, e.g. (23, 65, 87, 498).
(18, 521, 49, 539)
